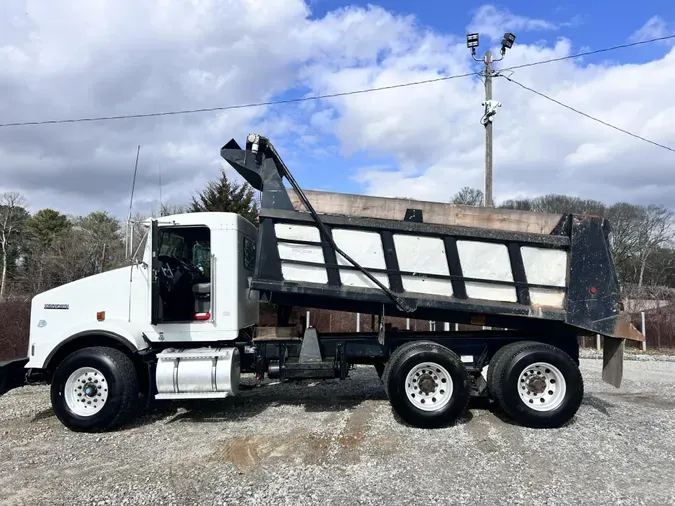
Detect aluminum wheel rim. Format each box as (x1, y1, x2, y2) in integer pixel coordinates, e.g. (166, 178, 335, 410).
(64, 367, 109, 417)
(517, 362, 566, 412)
(405, 362, 454, 412)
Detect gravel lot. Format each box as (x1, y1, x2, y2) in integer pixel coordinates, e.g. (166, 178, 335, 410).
(1, 358, 675, 506)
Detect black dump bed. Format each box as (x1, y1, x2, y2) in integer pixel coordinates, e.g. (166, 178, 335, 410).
(221, 134, 643, 342)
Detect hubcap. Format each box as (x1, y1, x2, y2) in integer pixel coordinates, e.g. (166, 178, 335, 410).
(517, 362, 566, 412)
(405, 362, 454, 412)
(64, 367, 109, 417)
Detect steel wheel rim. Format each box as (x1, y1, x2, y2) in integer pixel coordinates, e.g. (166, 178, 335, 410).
(64, 367, 109, 417)
(517, 362, 566, 412)
(405, 362, 454, 412)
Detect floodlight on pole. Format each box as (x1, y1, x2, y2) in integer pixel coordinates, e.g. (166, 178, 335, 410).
(500, 32, 516, 55)
(466, 31, 516, 207)
(466, 33, 479, 55)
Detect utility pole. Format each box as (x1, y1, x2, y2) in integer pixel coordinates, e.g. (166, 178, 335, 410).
(484, 50, 494, 208)
(466, 32, 516, 208)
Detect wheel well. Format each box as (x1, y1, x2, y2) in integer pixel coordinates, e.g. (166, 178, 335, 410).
(382, 334, 580, 367)
(44, 334, 148, 389)
(487, 338, 579, 365)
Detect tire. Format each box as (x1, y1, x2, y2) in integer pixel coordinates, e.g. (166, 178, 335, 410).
(491, 341, 584, 428)
(51, 346, 140, 432)
(384, 341, 470, 429)
(486, 343, 515, 398)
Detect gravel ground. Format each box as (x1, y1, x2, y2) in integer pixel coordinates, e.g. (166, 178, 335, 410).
(580, 348, 675, 362)
(1, 359, 675, 506)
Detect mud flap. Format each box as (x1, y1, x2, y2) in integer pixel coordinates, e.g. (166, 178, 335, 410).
(0, 358, 29, 396)
(602, 336, 624, 388)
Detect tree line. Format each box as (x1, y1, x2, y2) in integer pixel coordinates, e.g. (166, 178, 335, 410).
(0, 168, 259, 300)
(451, 186, 675, 293)
(1, 172, 673, 301)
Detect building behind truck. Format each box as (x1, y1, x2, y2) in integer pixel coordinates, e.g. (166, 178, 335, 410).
(0, 133, 644, 432)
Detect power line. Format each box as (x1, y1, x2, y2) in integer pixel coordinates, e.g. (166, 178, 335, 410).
(1, 33, 674, 129)
(500, 74, 675, 154)
(0, 72, 478, 128)
(501, 33, 675, 72)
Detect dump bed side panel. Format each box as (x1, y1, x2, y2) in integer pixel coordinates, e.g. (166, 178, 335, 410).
(255, 207, 569, 321)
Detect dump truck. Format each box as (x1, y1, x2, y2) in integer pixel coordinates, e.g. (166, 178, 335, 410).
(0, 133, 644, 432)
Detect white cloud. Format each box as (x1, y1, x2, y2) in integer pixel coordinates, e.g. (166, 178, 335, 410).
(0, 0, 320, 216)
(629, 15, 674, 43)
(300, 12, 675, 208)
(467, 5, 558, 42)
(0, 2, 674, 220)
(0, 0, 427, 216)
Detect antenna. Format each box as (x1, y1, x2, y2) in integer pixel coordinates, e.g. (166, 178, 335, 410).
(125, 144, 141, 259)
(158, 162, 163, 216)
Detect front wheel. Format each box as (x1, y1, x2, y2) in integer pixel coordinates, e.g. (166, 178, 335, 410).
(491, 341, 584, 428)
(384, 341, 470, 428)
(51, 346, 140, 432)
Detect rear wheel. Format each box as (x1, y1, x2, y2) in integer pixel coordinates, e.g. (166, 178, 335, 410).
(51, 346, 140, 432)
(384, 341, 469, 428)
(486, 343, 513, 398)
(491, 341, 583, 428)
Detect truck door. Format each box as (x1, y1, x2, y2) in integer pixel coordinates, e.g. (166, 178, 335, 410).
(150, 219, 163, 325)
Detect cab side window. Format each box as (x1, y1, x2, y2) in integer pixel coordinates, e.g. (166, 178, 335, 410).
(192, 241, 211, 276)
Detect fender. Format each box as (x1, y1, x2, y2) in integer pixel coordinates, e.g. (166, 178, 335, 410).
(28, 320, 150, 370)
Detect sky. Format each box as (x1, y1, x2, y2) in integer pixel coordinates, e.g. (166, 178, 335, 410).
(0, 0, 674, 219)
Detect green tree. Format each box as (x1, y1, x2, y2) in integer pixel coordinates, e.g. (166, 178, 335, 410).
(189, 169, 259, 223)
(72, 211, 126, 274)
(26, 209, 71, 248)
(21, 210, 127, 293)
(19, 209, 72, 294)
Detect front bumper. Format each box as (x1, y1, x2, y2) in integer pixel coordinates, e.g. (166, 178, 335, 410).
(0, 357, 29, 397)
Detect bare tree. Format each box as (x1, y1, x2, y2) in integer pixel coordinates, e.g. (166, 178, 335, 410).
(635, 205, 675, 287)
(528, 194, 606, 216)
(646, 247, 675, 287)
(159, 203, 186, 217)
(606, 203, 644, 282)
(605, 203, 675, 287)
(499, 198, 533, 211)
(127, 211, 150, 262)
(451, 187, 484, 206)
(0, 192, 28, 300)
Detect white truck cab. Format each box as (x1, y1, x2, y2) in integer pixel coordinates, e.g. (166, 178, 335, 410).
(10, 212, 259, 431)
(25, 211, 258, 380)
